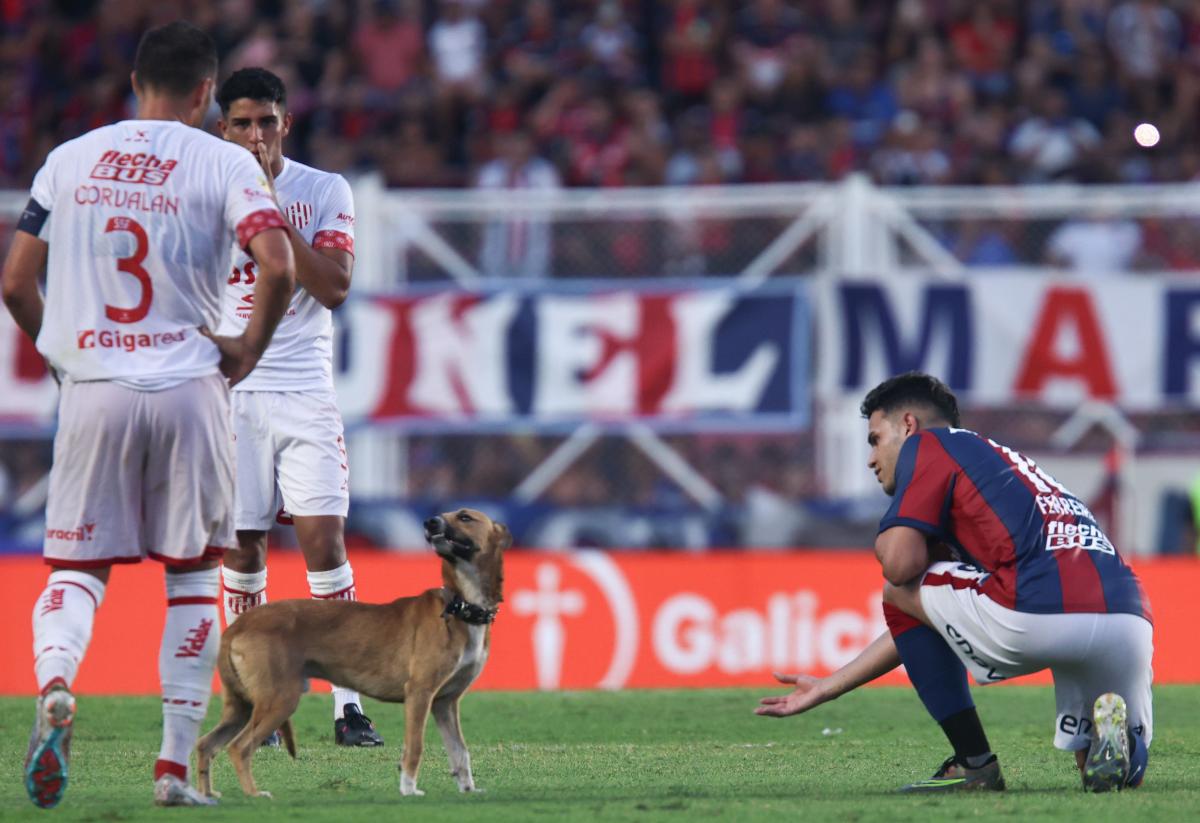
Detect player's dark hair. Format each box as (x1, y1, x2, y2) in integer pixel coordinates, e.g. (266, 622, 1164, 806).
(133, 21, 218, 97)
(860, 371, 961, 427)
(217, 68, 288, 115)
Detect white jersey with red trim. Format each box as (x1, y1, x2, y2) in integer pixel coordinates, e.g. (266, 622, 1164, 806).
(27, 119, 284, 391)
(216, 157, 354, 391)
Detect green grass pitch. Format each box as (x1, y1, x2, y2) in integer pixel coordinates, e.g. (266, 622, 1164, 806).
(2, 685, 1197, 821)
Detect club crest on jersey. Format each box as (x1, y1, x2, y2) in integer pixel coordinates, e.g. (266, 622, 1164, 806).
(286, 201, 313, 229)
(90, 151, 177, 185)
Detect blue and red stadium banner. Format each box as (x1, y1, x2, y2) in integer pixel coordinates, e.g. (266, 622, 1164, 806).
(817, 276, 1200, 409)
(7, 274, 1200, 435)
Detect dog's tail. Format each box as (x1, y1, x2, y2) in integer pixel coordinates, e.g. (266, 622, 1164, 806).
(280, 718, 297, 759)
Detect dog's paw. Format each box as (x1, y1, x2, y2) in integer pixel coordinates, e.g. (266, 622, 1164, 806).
(399, 774, 424, 796)
(254, 790, 273, 799)
(206, 789, 222, 799)
(460, 785, 484, 794)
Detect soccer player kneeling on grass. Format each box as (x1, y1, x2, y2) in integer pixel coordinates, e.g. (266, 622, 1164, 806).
(756, 372, 1153, 794)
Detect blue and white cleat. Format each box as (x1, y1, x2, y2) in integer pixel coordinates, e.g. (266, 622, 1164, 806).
(1083, 693, 1130, 792)
(24, 686, 76, 809)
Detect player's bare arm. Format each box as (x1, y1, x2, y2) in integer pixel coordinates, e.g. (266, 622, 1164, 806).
(1, 229, 48, 341)
(875, 526, 930, 586)
(756, 631, 902, 718)
(205, 226, 294, 385)
(282, 226, 352, 309)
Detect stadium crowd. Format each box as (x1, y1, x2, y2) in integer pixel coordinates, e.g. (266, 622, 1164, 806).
(4, 1, 1200, 552)
(4, 0, 1200, 192)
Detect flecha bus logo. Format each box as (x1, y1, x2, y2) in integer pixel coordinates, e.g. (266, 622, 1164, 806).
(90, 151, 177, 185)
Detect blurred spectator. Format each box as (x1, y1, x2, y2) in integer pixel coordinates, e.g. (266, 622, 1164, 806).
(731, 0, 806, 104)
(825, 52, 898, 149)
(475, 129, 561, 278)
(499, 0, 567, 97)
(1009, 88, 1102, 181)
(580, 1, 641, 85)
(1069, 51, 1124, 130)
(429, 0, 487, 162)
(1045, 212, 1144, 273)
(4, 1, 1200, 191)
(658, 0, 722, 109)
(354, 0, 425, 97)
(1107, 0, 1182, 87)
(949, 0, 1018, 98)
(872, 111, 951, 186)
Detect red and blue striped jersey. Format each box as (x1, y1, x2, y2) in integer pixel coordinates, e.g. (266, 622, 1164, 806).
(879, 428, 1152, 621)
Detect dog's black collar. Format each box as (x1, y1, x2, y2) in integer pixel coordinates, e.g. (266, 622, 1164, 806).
(442, 594, 497, 626)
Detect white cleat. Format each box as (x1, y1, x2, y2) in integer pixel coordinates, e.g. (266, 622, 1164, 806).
(154, 773, 218, 806)
(1083, 692, 1130, 793)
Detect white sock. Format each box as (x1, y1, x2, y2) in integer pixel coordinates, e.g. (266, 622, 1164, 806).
(32, 571, 106, 693)
(308, 563, 361, 719)
(221, 566, 267, 627)
(157, 567, 220, 781)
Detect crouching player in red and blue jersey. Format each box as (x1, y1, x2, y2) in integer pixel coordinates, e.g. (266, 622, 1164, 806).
(757, 372, 1152, 793)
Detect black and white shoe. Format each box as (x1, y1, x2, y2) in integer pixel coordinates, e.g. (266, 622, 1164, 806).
(335, 704, 383, 747)
(1083, 693, 1130, 792)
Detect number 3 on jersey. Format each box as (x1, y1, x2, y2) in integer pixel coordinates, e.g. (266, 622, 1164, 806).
(104, 216, 152, 323)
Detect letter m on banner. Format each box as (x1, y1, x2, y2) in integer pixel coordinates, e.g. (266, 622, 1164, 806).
(835, 283, 972, 390)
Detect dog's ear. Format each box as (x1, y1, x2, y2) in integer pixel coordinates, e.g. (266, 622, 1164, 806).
(491, 522, 512, 550)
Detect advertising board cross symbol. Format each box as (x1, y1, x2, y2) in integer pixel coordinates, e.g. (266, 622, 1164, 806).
(512, 563, 585, 689)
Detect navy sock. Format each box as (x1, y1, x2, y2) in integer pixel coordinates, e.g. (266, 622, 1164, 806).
(884, 603, 974, 722)
(884, 603, 990, 761)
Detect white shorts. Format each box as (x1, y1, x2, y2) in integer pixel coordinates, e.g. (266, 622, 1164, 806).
(44, 374, 235, 568)
(919, 562, 1154, 751)
(231, 388, 349, 531)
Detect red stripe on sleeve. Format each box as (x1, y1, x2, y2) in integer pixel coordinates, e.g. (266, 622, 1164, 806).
(236, 208, 287, 251)
(1053, 549, 1108, 613)
(313, 230, 354, 256)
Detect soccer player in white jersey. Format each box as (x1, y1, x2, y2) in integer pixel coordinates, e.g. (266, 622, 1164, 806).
(1, 23, 295, 808)
(213, 67, 382, 747)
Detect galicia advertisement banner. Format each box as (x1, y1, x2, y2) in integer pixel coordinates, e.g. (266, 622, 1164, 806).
(1, 551, 1194, 694)
(815, 275, 1200, 409)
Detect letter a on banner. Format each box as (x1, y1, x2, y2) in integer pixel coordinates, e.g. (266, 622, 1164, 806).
(1015, 286, 1117, 399)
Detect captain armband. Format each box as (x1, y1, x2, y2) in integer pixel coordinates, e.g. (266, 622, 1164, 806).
(16, 198, 50, 236)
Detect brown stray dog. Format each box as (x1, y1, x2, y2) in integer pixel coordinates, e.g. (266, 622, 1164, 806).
(195, 508, 507, 799)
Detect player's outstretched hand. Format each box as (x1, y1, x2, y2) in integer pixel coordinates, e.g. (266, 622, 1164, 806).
(755, 671, 830, 718)
(199, 326, 258, 387)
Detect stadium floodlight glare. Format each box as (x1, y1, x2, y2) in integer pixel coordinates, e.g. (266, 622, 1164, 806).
(1134, 123, 1160, 148)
